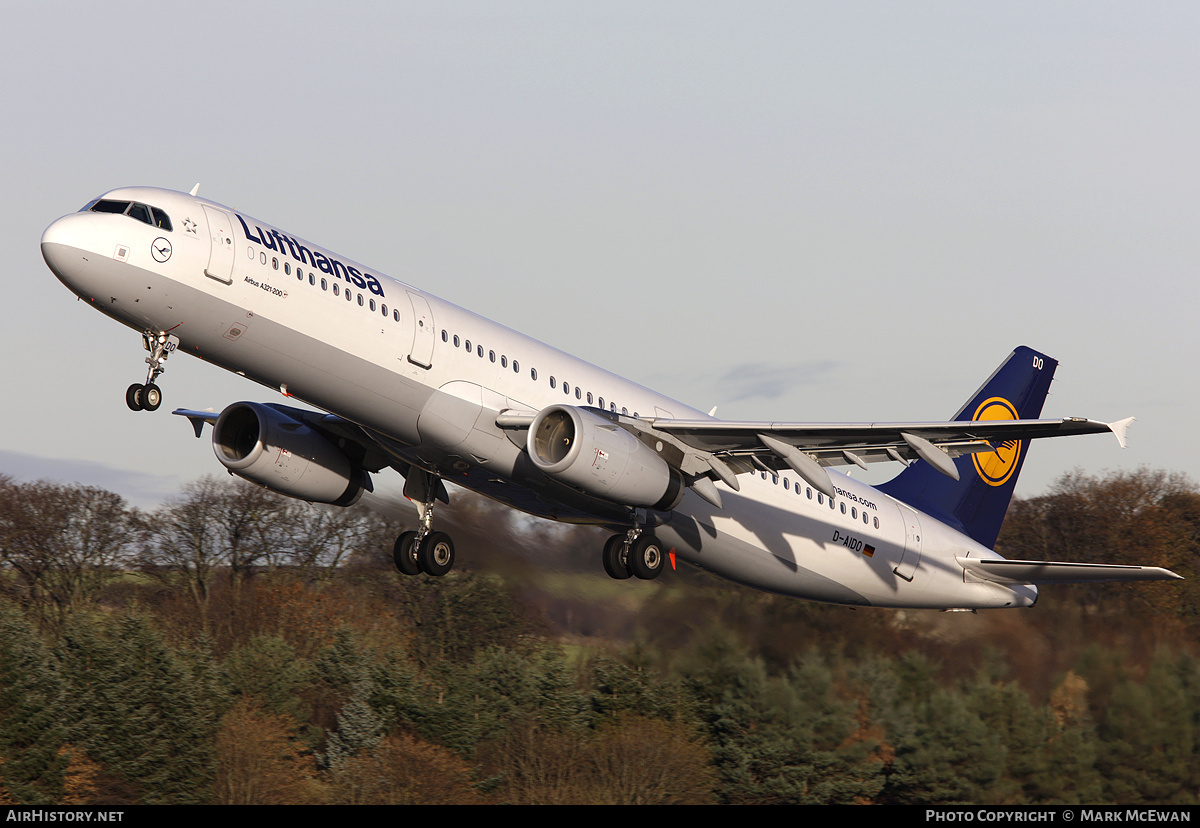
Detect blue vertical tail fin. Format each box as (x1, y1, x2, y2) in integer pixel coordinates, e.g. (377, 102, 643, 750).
(877, 346, 1056, 549)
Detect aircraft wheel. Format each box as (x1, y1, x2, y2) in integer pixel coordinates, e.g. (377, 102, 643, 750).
(126, 383, 144, 411)
(392, 531, 420, 576)
(419, 531, 455, 577)
(629, 534, 665, 581)
(602, 534, 632, 580)
(142, 383, 162, 412)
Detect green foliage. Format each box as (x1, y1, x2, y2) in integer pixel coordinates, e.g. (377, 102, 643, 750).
(1093, 650, 1200, 803)
(0, 604, 68, 805)
(2, 469, 1197, 803)
(223, 634, 311, 718)
(55, 612, 221, 805)
(674, 625, 882, 804)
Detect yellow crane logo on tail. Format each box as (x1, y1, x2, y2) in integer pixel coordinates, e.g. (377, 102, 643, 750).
(972, 397, 1022, 486)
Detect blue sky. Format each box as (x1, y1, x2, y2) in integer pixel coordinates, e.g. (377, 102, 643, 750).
(4, 3, 1199, 508)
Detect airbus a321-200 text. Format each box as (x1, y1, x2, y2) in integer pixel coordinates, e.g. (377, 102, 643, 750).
(40, 186, 1182, 609)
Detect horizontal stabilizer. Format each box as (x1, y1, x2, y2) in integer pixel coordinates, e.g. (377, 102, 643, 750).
(957, 557, 1183, 585)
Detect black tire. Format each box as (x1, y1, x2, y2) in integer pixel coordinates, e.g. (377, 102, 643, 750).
(602, 534, 632, 580)
(629, 534, 665, 581)
(142, 383, 162, 411)
(419, 531, 455, 577)
(392, 530, 420, 576)
(126, 383, 144, 411)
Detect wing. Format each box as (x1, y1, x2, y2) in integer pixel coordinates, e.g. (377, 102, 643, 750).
(957, 557, 1183, 584)
(497, 408, 1133, 505)
(651, 415, 1130, 467)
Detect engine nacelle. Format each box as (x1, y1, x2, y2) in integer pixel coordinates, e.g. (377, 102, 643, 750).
(212, 402, 368, 506)
(527, 405, 683, 511)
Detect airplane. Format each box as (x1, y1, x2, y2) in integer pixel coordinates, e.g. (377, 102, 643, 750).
(40, 186, 1182, 610)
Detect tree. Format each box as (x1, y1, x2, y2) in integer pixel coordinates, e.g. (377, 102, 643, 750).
(56, 612, 221, 804)
(998, 468, 1197, 627)
(0, 479, 136, 625)
(214, 699, 324, 805)
(0, 604, 67, 805)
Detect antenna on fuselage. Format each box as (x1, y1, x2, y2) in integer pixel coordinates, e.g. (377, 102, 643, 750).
(189, 183, 200, 196)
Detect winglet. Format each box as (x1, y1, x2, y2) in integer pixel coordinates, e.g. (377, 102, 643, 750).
(172, 407, 218, 439)
(1108, 416, 1135, 449)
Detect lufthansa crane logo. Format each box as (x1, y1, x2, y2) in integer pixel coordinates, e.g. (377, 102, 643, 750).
(151, 237, 172, 263)
(972, 397, 1021, 486)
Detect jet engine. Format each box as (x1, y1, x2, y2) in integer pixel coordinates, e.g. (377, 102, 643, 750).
(212, 402, 369, 506)
(527, 404, 683, 511)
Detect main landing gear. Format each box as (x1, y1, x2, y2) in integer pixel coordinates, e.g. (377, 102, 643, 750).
(602, 527, 666, 581)
(126, 332, 179, 412)
(392, 469, 456, 577)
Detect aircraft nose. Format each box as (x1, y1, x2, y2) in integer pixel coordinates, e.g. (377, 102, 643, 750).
(41, 213, 94, 286)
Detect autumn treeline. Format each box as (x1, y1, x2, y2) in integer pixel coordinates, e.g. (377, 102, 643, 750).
(0, 468, 1198, 805)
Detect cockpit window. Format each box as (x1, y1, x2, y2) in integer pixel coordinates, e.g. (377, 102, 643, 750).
(86, 199, 173, 231)
(127, 203, 152, 225)
(151, 207, 172, 231)
(90, 199, 130, 214)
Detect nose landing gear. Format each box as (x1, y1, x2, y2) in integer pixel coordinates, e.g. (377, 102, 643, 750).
(126, 332, 178, 412)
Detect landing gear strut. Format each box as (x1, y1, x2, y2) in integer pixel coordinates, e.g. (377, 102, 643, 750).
(126, 332, 178, 412)
(602, 525, 666, 581)
(392, 469, 456, 577)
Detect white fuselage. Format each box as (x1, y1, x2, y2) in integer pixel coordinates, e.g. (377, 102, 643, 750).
(41, 187, 1036, 609)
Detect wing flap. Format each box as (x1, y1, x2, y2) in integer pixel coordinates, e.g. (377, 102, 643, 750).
(956, 556, 1183, 585)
